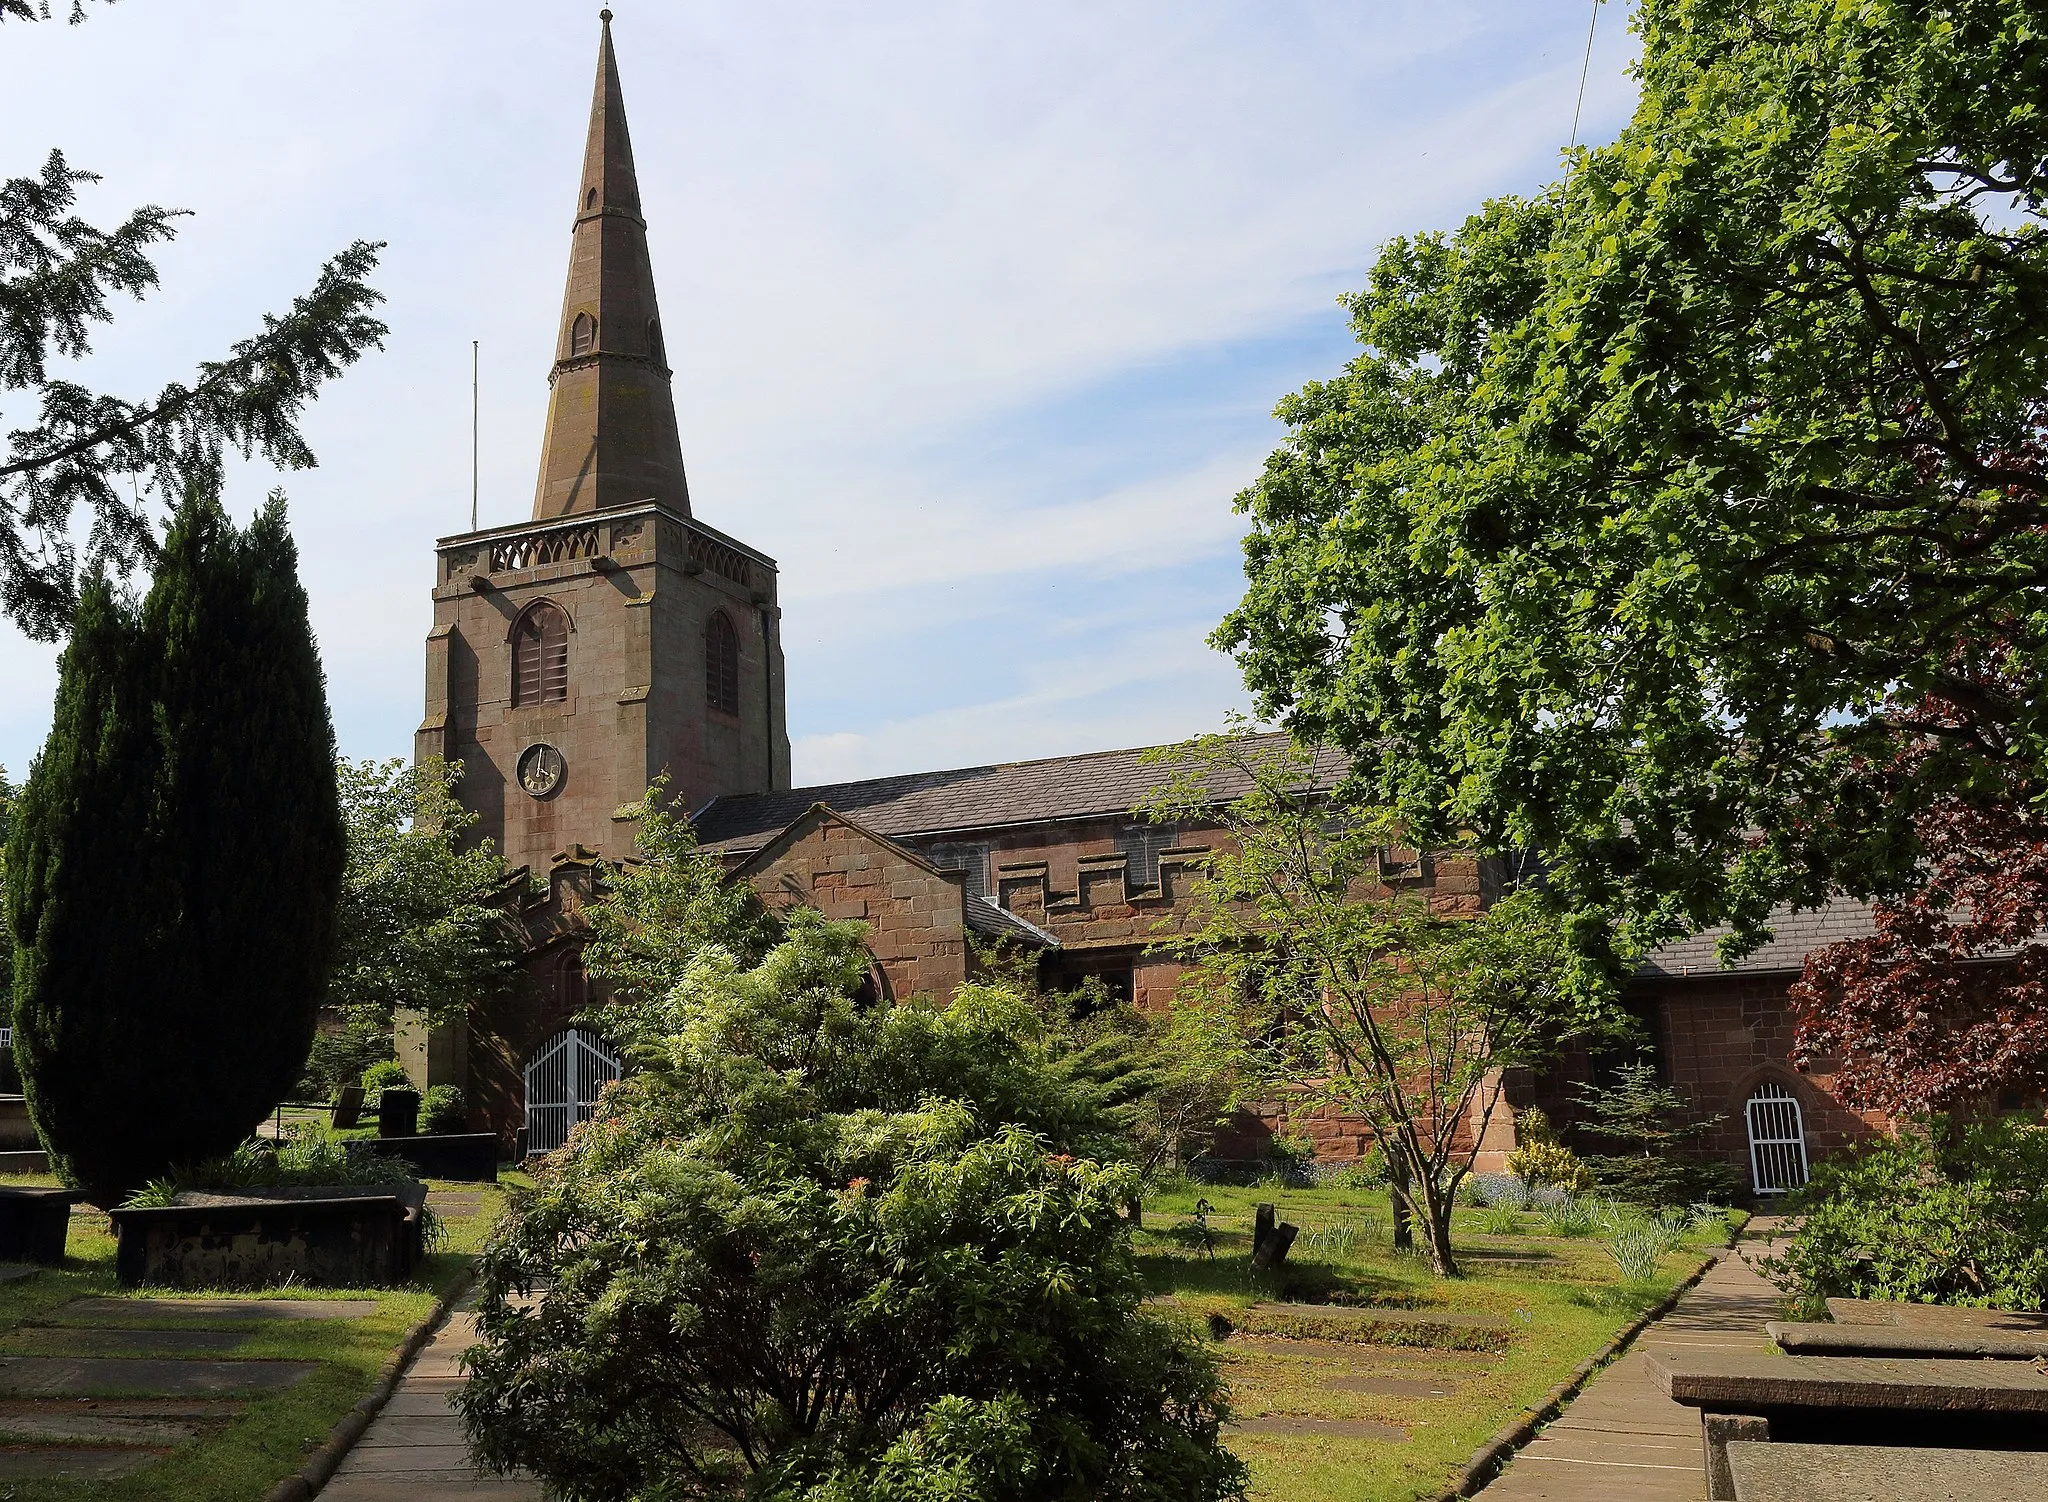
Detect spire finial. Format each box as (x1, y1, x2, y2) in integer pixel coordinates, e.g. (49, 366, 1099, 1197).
(529, 0, 690, 519)
(600, 8, 613, 22)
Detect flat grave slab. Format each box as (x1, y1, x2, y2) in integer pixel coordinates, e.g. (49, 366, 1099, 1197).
(1237, 1301, 1510, 1350)
(1769, 1320, 2048, 1360)
(1727, 1440, 2048, 1502)
(5, 1327, 254, 1356)
(1646, 1351, 2048, 1414)
(0, 1446, 167, 1478)
(0, 1354, 318, 1397)
(1826, 1299, 2048, 1334)
(0, 1396, 239, 1444)
(57, 1296, 378, 1324)
(1326, 1373, 1461, 1398)
(1230, 1415, 1408, 1441)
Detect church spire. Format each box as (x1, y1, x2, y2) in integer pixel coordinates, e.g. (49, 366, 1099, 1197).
(531, 9, 691, 518)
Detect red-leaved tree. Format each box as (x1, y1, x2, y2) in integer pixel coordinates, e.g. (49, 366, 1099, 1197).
(1792, 675, 2048, 1115)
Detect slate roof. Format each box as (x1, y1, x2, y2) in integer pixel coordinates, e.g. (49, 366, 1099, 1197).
(693, 735, 1346, 852)
(1638, 897, 1880, 979)
(965, 892, 1060, 949)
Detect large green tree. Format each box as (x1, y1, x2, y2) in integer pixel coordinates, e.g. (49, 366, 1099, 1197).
(1220, 0, 2048, 965)
(325, 757, 525, 1031)
(1, 1, 385, 637)
(6, 492, 345, 1204)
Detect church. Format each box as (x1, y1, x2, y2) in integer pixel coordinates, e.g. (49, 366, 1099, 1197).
(405, 14, 1887, 1197)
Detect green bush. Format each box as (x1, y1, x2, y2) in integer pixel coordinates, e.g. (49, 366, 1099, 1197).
(1505, 1139, 1595, 1196)
(458, 911, 1247, 1501)
(1765, 1116, 2048, 1317)
(297, 1023, 394, 1101)
(7, 496, 344, 1206)
(124, 1126, 415, 1207)
(360, 1060, 410, 1103)
(421, 1084, 466, 1134)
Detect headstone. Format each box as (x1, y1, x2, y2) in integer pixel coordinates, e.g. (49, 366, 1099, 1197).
(378, 1087, 420, 1139)
(1253, 1203, 1276, 1258)
(1251, 1222, 1298, 1271)
(330, 1085, 364, 1131)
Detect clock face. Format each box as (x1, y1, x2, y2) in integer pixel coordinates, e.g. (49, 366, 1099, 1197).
(518, 742, 566, 800)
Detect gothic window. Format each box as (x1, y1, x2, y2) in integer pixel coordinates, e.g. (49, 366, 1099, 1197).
(513, 601, 570, 706)
(584, 186, 598, 210)
(569, 312, 596, 356)
(647, 317, 664, 363)
(1114, 823, 1180, 891)
(928, 841, 990, 901)
(706, 610, 740, 716)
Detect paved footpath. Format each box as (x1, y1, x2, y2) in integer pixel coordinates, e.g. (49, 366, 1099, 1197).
(1477, 1220, 1788, 1502)
(320, 1291, 544, 1500)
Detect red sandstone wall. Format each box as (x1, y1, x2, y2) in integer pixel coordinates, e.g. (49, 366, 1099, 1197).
(744, 813, 971, 1002)
(1645, 975, 1890, 1179)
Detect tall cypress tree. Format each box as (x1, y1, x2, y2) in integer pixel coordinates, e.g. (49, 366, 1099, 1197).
(5, 492, 344, 1204)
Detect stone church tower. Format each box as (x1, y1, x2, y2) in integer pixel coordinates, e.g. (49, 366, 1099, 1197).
(417, 12, 790, 877)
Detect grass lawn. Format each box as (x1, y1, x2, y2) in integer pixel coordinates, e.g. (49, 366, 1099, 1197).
(1140, 1181, 1743, 1502)
(0, 1170, 519, 1502)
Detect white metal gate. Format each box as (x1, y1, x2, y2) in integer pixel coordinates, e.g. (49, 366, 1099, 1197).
(1745, 1082, 1809, 1196)
(523, 1028, 622, 1154)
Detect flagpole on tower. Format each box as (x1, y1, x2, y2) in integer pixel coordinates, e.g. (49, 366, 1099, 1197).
(470, 340, 480, 531)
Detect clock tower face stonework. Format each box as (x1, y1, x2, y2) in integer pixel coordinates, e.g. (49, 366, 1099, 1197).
(416, 13, 790, 876)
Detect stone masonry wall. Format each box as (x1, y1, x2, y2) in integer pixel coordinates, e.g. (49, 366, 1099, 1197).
(1646, 974, 1891, 1183)
(743, 813, 972, 1003)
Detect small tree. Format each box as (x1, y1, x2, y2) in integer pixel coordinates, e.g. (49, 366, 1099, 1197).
(6, 491, 344, 1204)
(324, 757, 524, 1031)
(1790, 678, 2048, 1115)
(459, 911, 1246, 1501)
(578, 779, 781, 1005)
(1571, 1062, 1735, 1210)
(1149, 733, 1627, 1277)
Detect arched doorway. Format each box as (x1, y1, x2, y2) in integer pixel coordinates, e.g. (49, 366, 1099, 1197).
(1744, 1081, 1809, 1196)
(523, 1027, 622, 1154)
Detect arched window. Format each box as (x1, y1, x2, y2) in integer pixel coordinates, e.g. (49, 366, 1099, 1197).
(513, 601, 570, 706)
(647, 317, 664, 363)
(584, 186, 599, 211)
(569, 312, 596, 356)
(705, 610, 740, 716)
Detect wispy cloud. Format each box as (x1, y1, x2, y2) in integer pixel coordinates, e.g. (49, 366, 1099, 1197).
(0, 1, 1642, 783)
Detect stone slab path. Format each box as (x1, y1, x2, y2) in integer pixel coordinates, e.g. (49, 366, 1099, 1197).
(1476, 1221, 1787, 1502)
(321, 1296, 545, 1500)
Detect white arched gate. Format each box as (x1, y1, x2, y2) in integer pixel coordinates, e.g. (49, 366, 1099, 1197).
(1745, 1082, 1809, 1196)
(523, 1027, 622, 1154)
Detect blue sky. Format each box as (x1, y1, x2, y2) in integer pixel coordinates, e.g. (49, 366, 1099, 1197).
(0, 0, 1639, 787)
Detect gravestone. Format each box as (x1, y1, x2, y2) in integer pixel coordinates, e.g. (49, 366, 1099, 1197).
(378, 1087, 420, 1139)
(330, 1085, 364, 1131)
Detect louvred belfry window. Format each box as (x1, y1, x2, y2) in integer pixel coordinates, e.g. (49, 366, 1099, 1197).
(706, 611, 740, 716)
(513, 602, 569, 706)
